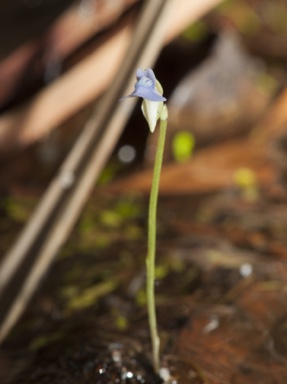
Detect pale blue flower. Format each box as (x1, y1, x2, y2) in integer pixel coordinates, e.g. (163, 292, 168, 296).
(121, 68, 166, 102)
(121, 68, 166, 132)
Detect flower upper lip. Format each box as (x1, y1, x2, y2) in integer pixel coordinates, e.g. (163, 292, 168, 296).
(120, 68, 166, 102)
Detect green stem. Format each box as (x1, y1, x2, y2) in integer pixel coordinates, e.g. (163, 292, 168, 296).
(146, 107, 168, 373)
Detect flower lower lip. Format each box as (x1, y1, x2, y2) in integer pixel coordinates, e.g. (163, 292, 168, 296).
(120, 68, 166, 102)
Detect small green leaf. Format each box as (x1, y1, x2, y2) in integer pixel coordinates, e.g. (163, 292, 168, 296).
(172, 131, 195, 162)
(233, 167, 257, 188)
(66, 281, 116, 310)
(100, 210, 122, 227)
(115, 314, 128, 330)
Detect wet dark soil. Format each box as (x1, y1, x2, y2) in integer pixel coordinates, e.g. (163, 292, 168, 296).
(2, 184, 287, 383)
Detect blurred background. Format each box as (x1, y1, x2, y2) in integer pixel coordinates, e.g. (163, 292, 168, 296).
(2, 1, 287, 383)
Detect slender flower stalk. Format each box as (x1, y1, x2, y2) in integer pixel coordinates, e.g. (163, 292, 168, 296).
(121, 68, 167, 373)
(146, 105, 168, 372)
